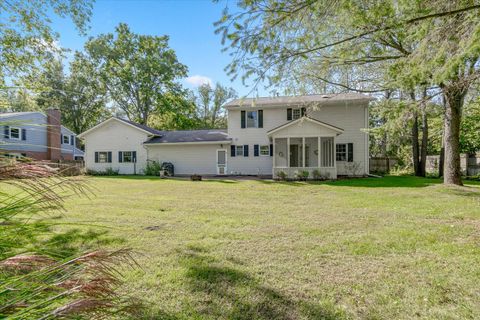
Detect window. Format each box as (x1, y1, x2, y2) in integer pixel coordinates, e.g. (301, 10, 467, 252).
(10, 127, 20, 140)
(292, 109, 301, 120)
(246, 111, 258, 128)
(336, 143, 353, 162)
(260, 145, 270, 156)
(96, 152, 111, 163)
(63, 135, 70, 144)
(236, 145, 244, 156)
(120, 151, 136, 163)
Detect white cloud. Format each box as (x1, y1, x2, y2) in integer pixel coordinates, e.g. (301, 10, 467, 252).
(185, 75, 213, 87)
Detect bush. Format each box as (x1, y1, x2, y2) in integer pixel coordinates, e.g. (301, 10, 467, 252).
(144, 160, 162, 176)
(276, 171, 287, 181)
(295, 170, 310, 181)
(312, 169, 322, 180)
(86, 167, 119, 176)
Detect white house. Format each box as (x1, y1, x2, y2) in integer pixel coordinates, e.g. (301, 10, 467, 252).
(78, 93, 373, 178)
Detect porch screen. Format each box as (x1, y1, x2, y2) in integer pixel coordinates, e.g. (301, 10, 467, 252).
(274, 138, 287, 167)
(321, 137, 334, 167)
(305, 137, 318, 167)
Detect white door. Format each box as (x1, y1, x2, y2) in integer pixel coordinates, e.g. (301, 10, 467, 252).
(217, 149, 227, 175)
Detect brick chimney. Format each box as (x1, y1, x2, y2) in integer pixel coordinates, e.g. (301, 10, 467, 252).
(46, 109, 61, 161)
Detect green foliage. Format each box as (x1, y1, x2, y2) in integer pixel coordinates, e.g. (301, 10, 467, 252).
(295, 170, 310, 181)
(85, 23, 188, 125)
(144, 160, 162, 176)
(195, 83, 237, 129)
(276, 170, 287, 180)
(86, 167, 119, 176)
(0, 0, 93, 81)
(460, 100, 480, 153)
(312, 169, 322, 180)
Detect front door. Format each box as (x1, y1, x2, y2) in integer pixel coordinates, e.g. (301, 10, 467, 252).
(217, 149, 227, 175)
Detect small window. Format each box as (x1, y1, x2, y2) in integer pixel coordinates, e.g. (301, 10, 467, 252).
(10, 127, 20, 140)
(246, 111, 258, 128)
(236, 145, 244, 156)
(336, 144, 347, 161)
(98, 152, 109, 163)
(122, 151, 133, 163)
(260, 145, 270, 156)
(292, 109, 301, 120)
(63, 135, 70, 144)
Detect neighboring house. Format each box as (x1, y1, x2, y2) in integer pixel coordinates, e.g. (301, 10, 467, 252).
(78, 93, 373, 178)
(0, 109, 84, 160)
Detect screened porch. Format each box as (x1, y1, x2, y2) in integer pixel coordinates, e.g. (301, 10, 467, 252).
(272, 136, 337, 179)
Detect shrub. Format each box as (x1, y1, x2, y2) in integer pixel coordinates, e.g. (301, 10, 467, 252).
(295, 170, 310, 181)
(312, 169, 322, 180)
(144, 160, 162, 176)
(276, 170, 287, 181)
(86, 168, 119, 176)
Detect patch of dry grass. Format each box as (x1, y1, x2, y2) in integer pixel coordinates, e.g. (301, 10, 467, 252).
(55, 176, 480, 319)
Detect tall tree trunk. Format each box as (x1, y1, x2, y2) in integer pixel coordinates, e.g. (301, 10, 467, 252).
(419, 90, 428, 177)
(442, 86, 465, 185)
(412, 110, 420, 176)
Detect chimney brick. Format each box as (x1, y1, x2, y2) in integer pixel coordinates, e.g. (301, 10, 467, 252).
(46, 109, 61, 161)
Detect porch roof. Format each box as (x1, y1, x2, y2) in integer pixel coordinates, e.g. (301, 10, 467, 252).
(267, 116, 344, 137)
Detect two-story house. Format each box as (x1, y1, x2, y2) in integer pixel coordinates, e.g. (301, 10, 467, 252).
(78, 93, 372, 178)
(0, 109, 84, 160)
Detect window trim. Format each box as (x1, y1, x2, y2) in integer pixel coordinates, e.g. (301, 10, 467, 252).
(9, 127, 21, 140)
(259, 145, 270, 156)
(336, 143, 354, 162)
(63, 134, 70, 145)
(292, 109, 301, 120)
(121, 151, 133, 163)
(97, 151, 110, 163)
(235, 145, 244, 157)
(246, 110, 258, 128)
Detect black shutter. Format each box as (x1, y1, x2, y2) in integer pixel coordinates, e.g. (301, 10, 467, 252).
(21, 129, 27, 140)
(60, 134, 63, 144)
(348, 143, 353, 162)
(70, 135, 74, 145)
(107, 152, 112, 163)
(133, 151, 137, 163)
(94, 152, 99, 163)
(270, 144, 273, 157)
(118, 151, 123, 163)
(287, 108, 292, 121)
(241, 110, 246, 128)
(243, 144, 249, 157)
(254, 144, 259, 157)
(4, 126, 9, 139)
(230, 145, 236, 157)
(258, 110, 263, 128)
(301, 107, 306, 117)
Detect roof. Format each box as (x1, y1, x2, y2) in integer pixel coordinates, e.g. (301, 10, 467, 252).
(0, 111, 76, 135)
(114, 117, 163, 135)
(267, 116, 344, 136)
(224, 93, 374, 109)
(144, 129, 231, 145)
(78, 117, 162, 138)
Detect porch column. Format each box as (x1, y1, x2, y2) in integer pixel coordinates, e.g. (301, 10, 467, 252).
(318, 136, 321, 168)
(333, 135, 337, 169)
(287, 137, 290, 168)
(272, 138, 276, 168)
(302, 137, 305, 167)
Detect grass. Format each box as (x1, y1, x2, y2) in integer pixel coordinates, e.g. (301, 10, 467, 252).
(48, 176, 480, 319)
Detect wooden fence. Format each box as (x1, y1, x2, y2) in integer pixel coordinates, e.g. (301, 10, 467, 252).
(369, 157, 398, 173)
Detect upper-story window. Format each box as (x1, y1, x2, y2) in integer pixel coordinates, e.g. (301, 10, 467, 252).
(63, 135, 70, 144)
(9, 127, 20, 140)
(247, 111, 257, 128)
(241, 110, 263, 129)
(287, 107, 306, 121)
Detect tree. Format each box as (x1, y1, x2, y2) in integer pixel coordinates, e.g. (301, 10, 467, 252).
(195, 83, 236, 128)
(85, 23, 188, 125)
(217, 0, 480, 185)
(0, 0, 92, 82)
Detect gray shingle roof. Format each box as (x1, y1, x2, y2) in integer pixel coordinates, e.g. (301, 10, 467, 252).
(144, 129, 230, 144)
(115, 117, 163, 135)
(224, 93, 374, 108)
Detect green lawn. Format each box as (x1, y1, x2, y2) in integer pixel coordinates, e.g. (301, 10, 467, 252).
(53, 176, 480, 319)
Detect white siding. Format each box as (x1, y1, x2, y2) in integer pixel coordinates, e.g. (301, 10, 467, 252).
(227, 102, 369, 176)
(82, 119, 149, 174)
(146, 144, 226, 175)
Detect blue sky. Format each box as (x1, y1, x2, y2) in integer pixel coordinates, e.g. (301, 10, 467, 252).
(50, 0, 266, 97)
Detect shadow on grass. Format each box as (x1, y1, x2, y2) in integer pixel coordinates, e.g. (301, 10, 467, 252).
(142, 246, 346, 320)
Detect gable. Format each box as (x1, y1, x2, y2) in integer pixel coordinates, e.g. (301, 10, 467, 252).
(267, 117, 343, 138)
(78, 117, 156, 138)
